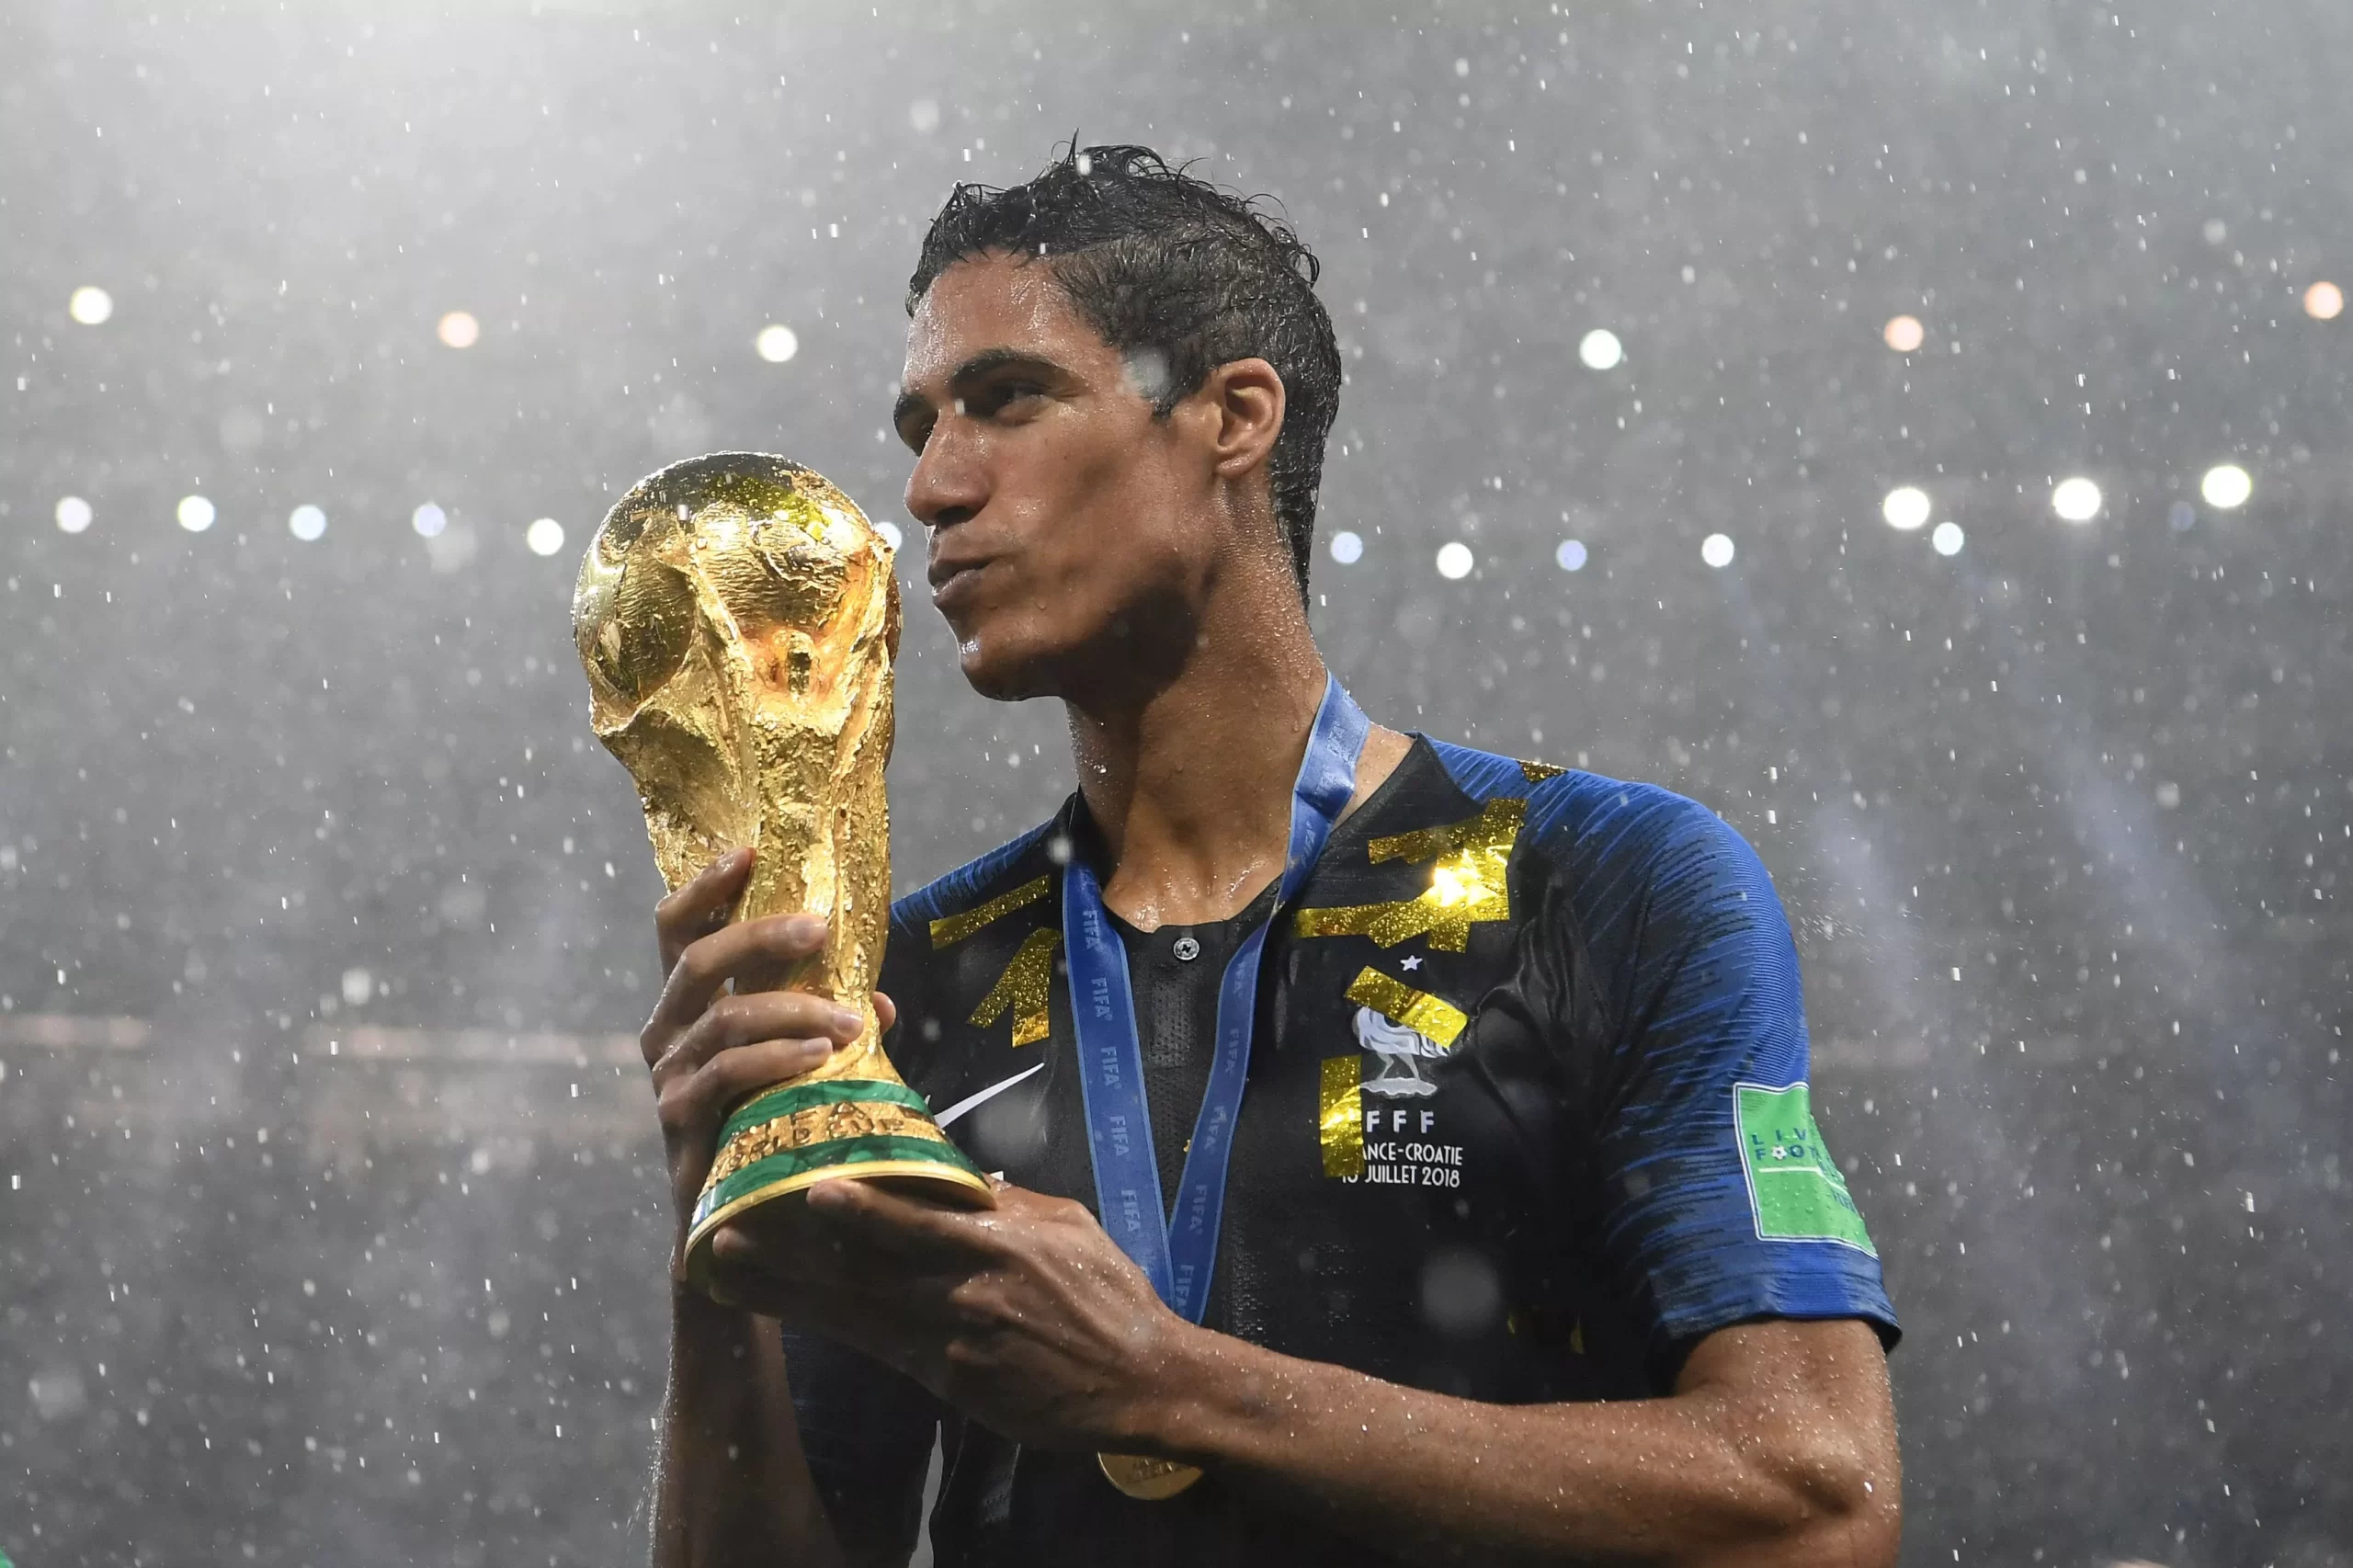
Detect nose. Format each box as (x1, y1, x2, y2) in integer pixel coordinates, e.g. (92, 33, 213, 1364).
(904, 421, 986, 532)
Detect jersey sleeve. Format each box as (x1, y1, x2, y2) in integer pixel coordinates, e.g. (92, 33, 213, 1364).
(780, 1327, 941, 1563)
(1570, 789, 1898, 1369)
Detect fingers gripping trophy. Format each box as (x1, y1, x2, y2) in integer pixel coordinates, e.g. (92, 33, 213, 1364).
(574, 452, 992, 1288)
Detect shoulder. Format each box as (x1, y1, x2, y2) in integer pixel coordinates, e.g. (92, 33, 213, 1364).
(1419, 737, 1763, 896)
(890, 812, 1065, 941)
(882, 808, 1073, 1085)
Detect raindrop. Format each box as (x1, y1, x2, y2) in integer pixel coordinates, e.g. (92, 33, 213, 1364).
(437, 311, 481, 348)
(1881, 486, 1932, 531)
(54, 496, 93, 535)
(1882, 314, 1925, 353)
(2201, 218, 2228, 245)
(28, 1367, 87, 1421)
(1931, 521, 1965, 556)
(755, 324, 800, 363)
(68, 286, 114, 325)
(1577, 329, 1623, 370)
(1435, 540, 1474, 579)
(341, 968, 373, 1006)
(525, 517, 565, 556)
(176, 494, 216, 533)
(1418, 1247, 1502, 1337)
(288, 505, 326, 541)
(907, 98, 940, 133)
(1120, 347, 1172, 403)
(2199, 463, 2251, 510)
(412, 502, 449, 539)
(1699, 532, 1734, 568)
(1554, 539, 1587, 572)
(2052, 477, 2103, 523)
(2167, 501, 2197, 532)
(1329, 529, 1364, 564)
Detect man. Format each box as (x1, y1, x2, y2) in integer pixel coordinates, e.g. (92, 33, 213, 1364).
(640, 145, 1901, 1567)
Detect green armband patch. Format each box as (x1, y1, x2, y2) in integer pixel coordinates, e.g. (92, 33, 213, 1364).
(1734, 1082, 1877, 1255)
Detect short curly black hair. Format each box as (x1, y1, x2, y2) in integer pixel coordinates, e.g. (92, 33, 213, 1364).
(908, 143, 1342, 598)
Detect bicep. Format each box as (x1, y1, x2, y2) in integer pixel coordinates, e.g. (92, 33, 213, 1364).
(1575, 800, 1897, 1372)
(782, 1327, 942, 1568)
(1674, 1319, 1902, 1551)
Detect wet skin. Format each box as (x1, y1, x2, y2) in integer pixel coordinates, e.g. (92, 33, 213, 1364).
(646, 254, 1901, 1568)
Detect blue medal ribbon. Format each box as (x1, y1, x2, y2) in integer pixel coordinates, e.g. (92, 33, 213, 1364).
(1062, 676, 1369, 1322)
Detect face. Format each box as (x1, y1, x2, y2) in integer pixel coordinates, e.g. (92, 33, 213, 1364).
(895, 252, 1238, 702)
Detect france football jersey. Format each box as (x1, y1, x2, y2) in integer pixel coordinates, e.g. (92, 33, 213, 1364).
(782, 735, 1897, 1566)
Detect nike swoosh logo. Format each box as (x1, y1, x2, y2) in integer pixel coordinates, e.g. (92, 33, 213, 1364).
(934, 1062, 1046, 1130)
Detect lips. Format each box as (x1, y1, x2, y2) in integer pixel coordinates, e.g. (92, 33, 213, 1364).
(927, 555, 992, 610)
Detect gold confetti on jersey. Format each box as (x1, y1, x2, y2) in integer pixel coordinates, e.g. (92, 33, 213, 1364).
(1292, 797, 1526, 951)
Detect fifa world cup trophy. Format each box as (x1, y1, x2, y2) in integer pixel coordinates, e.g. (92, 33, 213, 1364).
(574, 452, 992, 1287)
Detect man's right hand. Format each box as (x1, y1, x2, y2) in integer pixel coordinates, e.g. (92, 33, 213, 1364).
(642, 846, 873, 1278)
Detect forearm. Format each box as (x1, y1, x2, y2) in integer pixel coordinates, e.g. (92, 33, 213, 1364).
(654, 1286, 842, 1568)
(1150, 1327, 1894, 1567)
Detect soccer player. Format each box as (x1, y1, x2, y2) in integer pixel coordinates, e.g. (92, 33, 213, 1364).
(641, 145, 1900, 1567)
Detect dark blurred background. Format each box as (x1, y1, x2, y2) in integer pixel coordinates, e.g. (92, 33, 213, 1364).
(2, 1, 2347, 1563)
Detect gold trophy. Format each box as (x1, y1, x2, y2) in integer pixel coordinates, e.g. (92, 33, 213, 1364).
(574, 452, 993, 1288)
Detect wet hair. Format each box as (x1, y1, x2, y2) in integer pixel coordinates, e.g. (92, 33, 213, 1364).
(908, 143, 1342, 597)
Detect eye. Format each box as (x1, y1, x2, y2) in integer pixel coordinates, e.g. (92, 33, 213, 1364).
(975, 381, 1046, 415)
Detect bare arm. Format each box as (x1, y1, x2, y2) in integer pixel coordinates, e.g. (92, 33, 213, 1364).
(719, 1182, 1898, 1568)
(1154, 1316, 1899, 1567)
(654, 1290, 844, 1568)
(642, 850, 868, 1568)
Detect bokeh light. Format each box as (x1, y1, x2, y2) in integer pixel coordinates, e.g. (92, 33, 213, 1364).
(872, 519, 903, 552)
(1576, 329, 1623, 370)
(2304, 280, 2344, 321)
(1699, 532, 1735, 568)
(1881, 485, 1932, 531)
(1329, 529, 1364, 564)
(755, 324, 801, 363)
(1931, 521, 1965, 556)
(1882, 314, 1925, 353)
(436, 311, 481, 348)
(412, 502, 448, 539)
(1554, 539, 1587, 572)
(54, 496, 93, 534)
(67, 286, 114, 325)
(1435, 540, 1474, 579)
(288, 505, 326, 541)
(176, 494, 216, 533)
(2052, 476, 2103, 523)
(907, 98, 941, 133)
(525, 517, 566, 556)
(2200, 463, 2252, 509)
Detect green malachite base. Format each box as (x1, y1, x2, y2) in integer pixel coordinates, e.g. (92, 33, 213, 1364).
(683, 1077, 992, 1288)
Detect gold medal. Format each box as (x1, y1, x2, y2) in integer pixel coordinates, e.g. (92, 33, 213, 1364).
(1097, 1450, 1204, 1500)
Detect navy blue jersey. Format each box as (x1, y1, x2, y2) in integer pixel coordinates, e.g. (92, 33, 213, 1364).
(783, 736, 1896, 1566)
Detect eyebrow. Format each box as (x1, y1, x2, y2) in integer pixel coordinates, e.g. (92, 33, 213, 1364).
(892, 347, 1068, 435)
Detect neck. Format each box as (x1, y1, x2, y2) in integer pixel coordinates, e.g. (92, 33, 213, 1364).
(1065, 580, 1328, 930)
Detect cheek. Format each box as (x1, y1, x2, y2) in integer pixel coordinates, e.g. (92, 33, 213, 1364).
(1037, 441, 1190, 590)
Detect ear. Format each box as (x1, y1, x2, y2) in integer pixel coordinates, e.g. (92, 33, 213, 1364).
(1199, 358, 1287, 485)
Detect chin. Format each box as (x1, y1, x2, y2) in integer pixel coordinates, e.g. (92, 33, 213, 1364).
(952, 628, 1061, 703)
